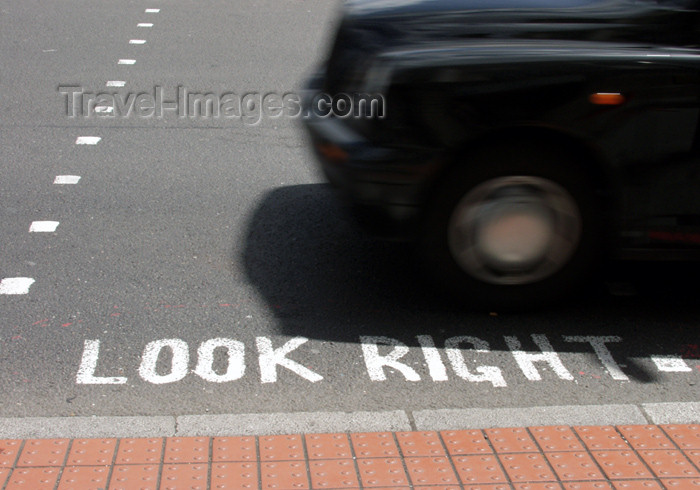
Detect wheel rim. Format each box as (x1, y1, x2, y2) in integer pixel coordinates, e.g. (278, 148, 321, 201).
(447, 176, 582, 285)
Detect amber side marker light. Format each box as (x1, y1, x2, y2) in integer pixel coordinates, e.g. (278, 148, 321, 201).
(589, 92, 626, 105)
(317, 142, 349, 163)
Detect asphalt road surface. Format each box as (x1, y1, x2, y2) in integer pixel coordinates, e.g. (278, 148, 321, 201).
(0, 0, 698, 423)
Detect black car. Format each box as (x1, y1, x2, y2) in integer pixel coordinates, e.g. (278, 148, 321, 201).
(302, 0, 700, 308)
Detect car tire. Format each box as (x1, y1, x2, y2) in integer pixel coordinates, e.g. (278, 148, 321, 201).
(420, 142, 604, 309)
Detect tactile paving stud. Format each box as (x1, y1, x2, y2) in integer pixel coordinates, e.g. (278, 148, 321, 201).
(397, 431, 446, 457)
(108, 464, 159, 490)
(211, 462, 258, 489)
(115, 438, 163, 464)
(453, 454, 508, 485)
(305, 433, 352, 459)
(164, 437, 209, 463)
(57, 465, 109, 489)
(261, 461, 309, 489)
(575, 427, 630, 451)
(545, 452, 605, 481)
(562, 482, 613, 489)
(405, 456, 459, 485)
(591, 451, 654, 480)
(531, 427, 584, 452)
(260, 434, 305, 461)
(499, 453, 557, 482)
(688, 450, 700, 468)
(637, 449, 700, 478)
(512, 483, 563, 489)
(486, 428, 538, 452)
(5, 467, 60, 489)
(66, 438, 116, 465)
(161, 463, 208, 490)
(440, 430, 492, 455)
(357, 457, 409, 487)
(661, 478, 700, 488)
(309, 459, 359, 488)
(351, 432, 399, 458)
(617, 425, 674, 450)
(212, 436, 256, 462)
(0, 440, 21, 467)
(610, 480, 662, 489)
(17, 439, 69, 466)
(662, 425, 700, 449)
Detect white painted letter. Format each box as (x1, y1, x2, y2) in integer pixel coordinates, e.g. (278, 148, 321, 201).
(139, 339, 189, 384)
(360, 336, 420, 382)
(505, 334, 574, 381)
(194, 338, 246, 382)
(445, 336, 507, 387)
(76, 340, 127, 384)
(563, 336, 629, 381)
(417, 335, 448, 381)
(256, 336, 322, 383)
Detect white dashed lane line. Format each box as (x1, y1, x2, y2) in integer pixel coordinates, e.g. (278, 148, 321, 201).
(118, 59, 136, 65)
(0, 278, 35, 295)
(137, 23, 154, 28)
(75, 136, 101, 145)
(129, 39, 147, 45)
(29, 221, 60, 233)
(106, 81, 126, 87)
(145, 8, 160, 13)
(54, 175, 81, 184)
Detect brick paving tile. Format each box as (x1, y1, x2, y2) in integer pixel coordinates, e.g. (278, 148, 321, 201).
(56, 465, 110, 490)
(662, 425, 700, 449)
(212, 436, 256, 462)
(610, 480, 663, 489)
(160, 463, 208, 490)
(617, 426, 675, 450)
(592, 451, 654, 480)
(531, 427, 585, 452)
(562, 482, 613, 489)
(405, 456, 460, 485)
(512, 483, 564, 489)
(462, 485, 510, 490)
(441, 430, 493, 455)
(356, 457, 409, 487)
(308, 458, 359, 488)
(163, 437, 209, 464)
(638, 449, 700, 478)
(486, 427, 539, 453)
(350, 432, 400, 458)
(114, 437, 163, 464)
(260, 460, 309, 489)
(65, 438, 116, 466)
(259, 434, 305, 461)
(0, 440, 21, 467)
(108, 464, 160, 490)
(397, 431, 447, 457)
(210, 462, 258, 490)
(16, 438, 69, 467)
(5, 467, 60, 489)
(575, 427, 631, 451)
(545, 451, 605, 481)
(305, 433, 352, 459)
(499, 453, 558, 482)
(661, 478, 700, 488)
(452, 454, 509, 485)
(688, 449, 700, 468)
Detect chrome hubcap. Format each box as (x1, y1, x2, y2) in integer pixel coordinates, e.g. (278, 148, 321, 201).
(447, 176, 581, 285)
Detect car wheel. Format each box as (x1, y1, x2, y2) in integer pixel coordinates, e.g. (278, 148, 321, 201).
(421, 144, 603, 309)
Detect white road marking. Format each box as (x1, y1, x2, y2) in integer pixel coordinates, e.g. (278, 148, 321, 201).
(361, 336, 421, 382)
(564, 336, 629, 381)
(145, 8, 160, 13)
(0, 277, 35, 295)
(445, 336, 507, 387)
(118, 59, 136, 65)
(54, 175, 81, 184)
(94, 105, 114, 114)
(651, 355, 692, 372)
(106, 81, 126, 87)
(257, 336, 323, 383)
(194, 338, 246, 382)
(75, 136, 101, 145)
(129, 39, 147, 45)
(505, 334, 575, 381)
(29, 221, 59, 233)
(139, 339, 189, 384)
(137, 23, 154, 27)
(76, 340, 128, 384)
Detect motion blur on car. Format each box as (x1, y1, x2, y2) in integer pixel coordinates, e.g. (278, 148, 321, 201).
(302, 0, 700, 308)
